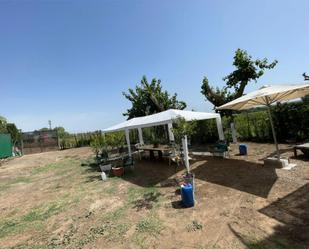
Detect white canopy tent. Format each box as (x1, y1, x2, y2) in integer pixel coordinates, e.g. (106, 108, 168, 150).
(102, 109, 225, 166)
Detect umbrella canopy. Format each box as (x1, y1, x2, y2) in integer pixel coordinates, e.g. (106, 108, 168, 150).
(217, 83, 309, 159)
(217, 83, 309, 111)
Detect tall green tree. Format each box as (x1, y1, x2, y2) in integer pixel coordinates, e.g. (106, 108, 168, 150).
(0, 116, 7, 133)
(53, 126, 69, 139)
(123, 76, 186, 119)
(6, 123, 21, 146)
(201, 49, 278, 111)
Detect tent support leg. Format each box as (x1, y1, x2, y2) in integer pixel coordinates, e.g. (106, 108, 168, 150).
(267, 107, 280, 160)
(182, 135, 190, 173)
(125, 129, 132, 157)
(216, 117, 225, 141)
(168, 123, 175, 143)
(138, 128, 144, 145)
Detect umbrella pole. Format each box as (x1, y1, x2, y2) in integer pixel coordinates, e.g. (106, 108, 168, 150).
(267, 106, 280, 160)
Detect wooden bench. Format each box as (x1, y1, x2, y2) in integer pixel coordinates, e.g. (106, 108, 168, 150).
(293, 143, 309, 157)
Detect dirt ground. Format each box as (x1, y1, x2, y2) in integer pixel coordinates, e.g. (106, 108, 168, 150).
(0, 143, 308, 249)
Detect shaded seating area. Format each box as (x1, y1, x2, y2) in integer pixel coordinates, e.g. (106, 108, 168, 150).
(102, 109, 225, 173)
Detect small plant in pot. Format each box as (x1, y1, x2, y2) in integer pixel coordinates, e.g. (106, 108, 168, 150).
(90, 132, 107, 163)
(150, 134, 161, 148)
(112, 165, 124, 177)
(111, 157, 124, 176)
(172, 117, 197, 173)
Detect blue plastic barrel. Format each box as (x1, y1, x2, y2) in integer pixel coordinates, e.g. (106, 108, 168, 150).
(239, 144, 247, 155)
(181, 183, 194, 207)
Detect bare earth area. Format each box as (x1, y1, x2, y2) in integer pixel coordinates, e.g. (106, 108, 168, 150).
(0, 143, 308, 249)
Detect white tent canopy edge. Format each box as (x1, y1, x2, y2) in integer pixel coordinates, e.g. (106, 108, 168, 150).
(102, 109, 224, 157)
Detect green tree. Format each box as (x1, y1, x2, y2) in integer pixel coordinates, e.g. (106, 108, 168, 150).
(0, 116, 7, 133)
(6, 123, 21, 146)
(123, 76, 186, 119)
(201, 49, 278, 111)
(172, 117, 197, 146)
(53, 126, 69, 139)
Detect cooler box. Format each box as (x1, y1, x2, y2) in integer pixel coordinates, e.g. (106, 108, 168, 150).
(239, 144, 247, 155)
(181, 183, 194, 207)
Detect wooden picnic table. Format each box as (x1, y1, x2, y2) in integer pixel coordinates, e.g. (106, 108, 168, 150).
(137, 145, 172, 160)
(293, 143, 309, 157)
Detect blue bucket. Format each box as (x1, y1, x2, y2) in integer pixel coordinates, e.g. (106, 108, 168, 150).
(239, 144, 247, 155)
(181, 183, 194, 207)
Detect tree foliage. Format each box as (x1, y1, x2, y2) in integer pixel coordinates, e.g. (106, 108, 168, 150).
(0, 115, 21, 145)
(6, 123, 21, 145)
(172, 117, 197, 145)
(201, 49, 278, 112)
(123, 76, 186, 119)
(0, 116, 7, 133)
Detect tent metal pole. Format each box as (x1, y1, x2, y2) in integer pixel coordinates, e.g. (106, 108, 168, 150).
(167, 123, 175, 142)
(125, 129, 132, 157)
(267, 106, 280, 160)
(215, 116, 225, 141)
(182, 135, 190, 173)
(137, 127, 144, 145)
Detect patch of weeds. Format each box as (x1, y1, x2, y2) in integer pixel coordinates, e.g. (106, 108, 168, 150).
(186, 220, 203, 232)
(8, 243, 46, 249)
(0, 176, 32, 192)
(22, 202, 64, 222)
(0, 219, 27, 238)
(0, 200, 68, 238)
(104, 178, 121, 195)
(194, 245, 222, 249)
(31, 163, 60, 174)
(48, 224, 78, 248)
(220, 210, 230, 217)
(77, 224, 109, 247)
(136, 216, 164, 236)
(10, 176, 32, 184)
(108, 222, 130, 241)
(77, 221, 130, 247)
(105, 205, 127, 221)
(32, 159, 77, 175)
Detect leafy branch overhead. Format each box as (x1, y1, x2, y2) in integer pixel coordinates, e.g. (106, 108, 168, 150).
(123, 76, 186, 119)
(201, 49, 278, 110)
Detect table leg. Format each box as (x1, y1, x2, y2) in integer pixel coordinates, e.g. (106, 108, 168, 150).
(294, 147, 297, 157)
(149, 150, 155, 160)
(158, 151, 163, 160)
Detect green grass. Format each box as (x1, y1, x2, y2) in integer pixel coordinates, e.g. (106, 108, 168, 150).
(31, 163, 60, 174)
(0, 176, 32, 193)
(0, 199, 69, 238)
(31, 159, 78, 175)
(22, 202, 64, 222)
(136, 216, 164, 236)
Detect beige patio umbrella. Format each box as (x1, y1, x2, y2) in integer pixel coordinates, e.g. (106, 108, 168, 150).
(217, 83, 309, 159)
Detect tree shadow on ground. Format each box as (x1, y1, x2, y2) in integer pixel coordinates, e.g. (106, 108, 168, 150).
(229, 183, 309, 249)
(121, 159, 185, 188)
(80, 160, 101, 173)
(132, 192, 161, 211)
(191, 157, 277, 198)
(259, 147, 293, 161)
(290, 154, 309, 162)
(80, 159, 103, 182)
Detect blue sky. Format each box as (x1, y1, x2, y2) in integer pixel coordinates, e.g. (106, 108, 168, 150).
(1, 0, 308, 132)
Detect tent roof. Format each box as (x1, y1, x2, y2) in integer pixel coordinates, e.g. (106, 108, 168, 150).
(217, 83, 309, 111)
(103, 109, 220, 132)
